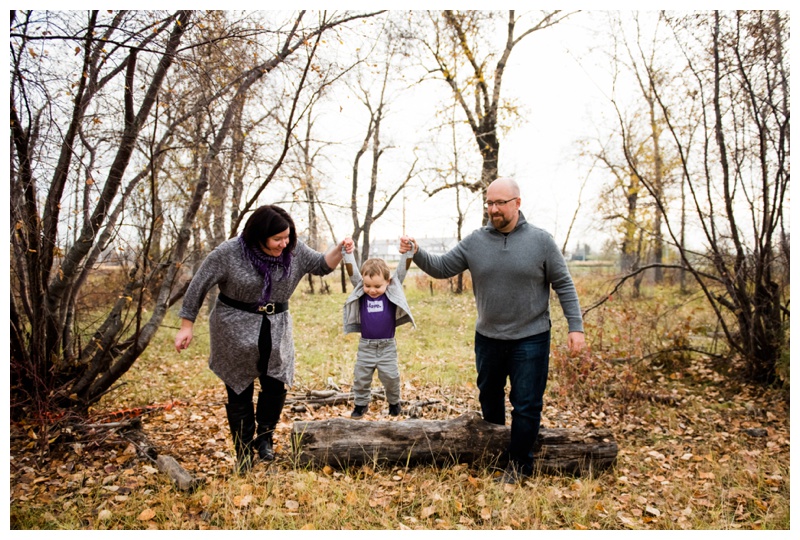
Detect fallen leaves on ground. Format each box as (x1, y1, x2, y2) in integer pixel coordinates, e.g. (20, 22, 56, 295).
(9, 353, 790, 530)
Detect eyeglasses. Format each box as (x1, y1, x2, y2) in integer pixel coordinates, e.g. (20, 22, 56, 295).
(485, 197, 518, 209)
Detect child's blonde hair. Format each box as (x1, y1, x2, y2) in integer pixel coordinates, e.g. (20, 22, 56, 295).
(360, 258, 391, 281)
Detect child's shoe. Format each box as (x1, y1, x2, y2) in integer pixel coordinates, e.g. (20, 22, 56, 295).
(351, 404, 368, 419)
(388, 403, 402, 417)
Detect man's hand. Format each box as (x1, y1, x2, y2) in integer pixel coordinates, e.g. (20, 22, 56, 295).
(399, 236, 417, 254)
(341, 237, 355, 254)
(567, 331, 586, 356)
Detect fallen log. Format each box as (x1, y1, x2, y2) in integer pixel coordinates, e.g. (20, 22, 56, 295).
(286, 389, 445, 417)
(291, 412, 617, 476)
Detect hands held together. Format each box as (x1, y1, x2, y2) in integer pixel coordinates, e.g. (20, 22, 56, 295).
(341, 237, 412, 255)
(340, 237, 355, 254)
(399, 236, 417, 254)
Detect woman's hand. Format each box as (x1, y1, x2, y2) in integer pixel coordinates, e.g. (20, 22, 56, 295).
(325, 237, 354, 269)
(174, 319, 194, 352)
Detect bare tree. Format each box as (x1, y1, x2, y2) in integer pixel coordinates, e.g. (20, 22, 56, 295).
(404, 10, 574, 222)
(420, 98, 481, 293)
(348, 41, 418, 265)
(587, 11, 790, 384)
(11, 10, 193, 415)
(285, 81, 349, 293)
(9, 10, 380, 417)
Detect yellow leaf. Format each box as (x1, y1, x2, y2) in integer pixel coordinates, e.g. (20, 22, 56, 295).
(234, 495, 252, 507)
(137, 508, 156, 521)
(480, 507, 492, 520)
(574, 522, 588, 530)
(617, 512, 636, 528)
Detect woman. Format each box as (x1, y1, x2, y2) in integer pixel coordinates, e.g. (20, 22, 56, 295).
(174, 205, 353, 473)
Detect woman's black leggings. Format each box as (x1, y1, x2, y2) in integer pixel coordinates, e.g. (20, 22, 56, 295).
(226, 374, 284, 405)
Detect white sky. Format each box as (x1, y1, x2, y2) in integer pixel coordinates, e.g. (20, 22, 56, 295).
(397, 12, 610, 251)
(262, 9, 617, 254)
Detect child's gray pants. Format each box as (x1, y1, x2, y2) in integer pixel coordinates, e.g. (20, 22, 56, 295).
(353, 338, 400, 406)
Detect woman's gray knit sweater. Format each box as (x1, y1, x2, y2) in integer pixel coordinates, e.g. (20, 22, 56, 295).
(179, 238, 333, 394)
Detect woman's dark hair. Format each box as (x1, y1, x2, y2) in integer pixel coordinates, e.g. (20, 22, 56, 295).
(241, 205, 297, 253)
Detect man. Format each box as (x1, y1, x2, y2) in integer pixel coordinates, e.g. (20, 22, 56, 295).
(400, 177, 585, 484)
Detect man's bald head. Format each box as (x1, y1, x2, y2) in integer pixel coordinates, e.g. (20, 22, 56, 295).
(488, 177, 520, 198)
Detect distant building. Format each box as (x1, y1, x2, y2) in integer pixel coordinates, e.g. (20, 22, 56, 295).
(369, 238, 402, 262)
(368, 237, 459, 262)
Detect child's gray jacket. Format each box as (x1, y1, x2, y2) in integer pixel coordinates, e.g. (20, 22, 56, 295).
(342, 249, 416, 334)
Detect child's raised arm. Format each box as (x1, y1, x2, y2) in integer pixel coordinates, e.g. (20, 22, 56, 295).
(394, 239, 415, 284)
(341, 246, 362, 287)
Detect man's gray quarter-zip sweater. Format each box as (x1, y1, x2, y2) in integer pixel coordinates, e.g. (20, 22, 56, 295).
(412, 212, 583, 340)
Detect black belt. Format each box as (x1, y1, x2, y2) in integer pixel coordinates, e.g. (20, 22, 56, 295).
(217, 293, 289, 315)
(217, 293, 289, 374)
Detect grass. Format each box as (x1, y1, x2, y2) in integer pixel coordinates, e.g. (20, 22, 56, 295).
(9, 269, 791, 530)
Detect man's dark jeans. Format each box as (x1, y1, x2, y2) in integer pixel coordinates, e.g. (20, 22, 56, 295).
(475, 330, 550, 475)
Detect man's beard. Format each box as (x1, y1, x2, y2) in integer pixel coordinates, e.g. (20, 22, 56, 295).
(490, 213, 511, 230)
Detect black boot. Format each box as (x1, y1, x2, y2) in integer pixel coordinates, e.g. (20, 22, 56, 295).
(225, 402, 255, 474)
(255, 390, 286, 461)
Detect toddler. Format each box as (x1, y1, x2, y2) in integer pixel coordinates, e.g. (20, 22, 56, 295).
(342, 246, 415, 418)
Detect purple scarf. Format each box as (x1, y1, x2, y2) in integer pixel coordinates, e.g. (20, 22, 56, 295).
(239, 235, 292, 305)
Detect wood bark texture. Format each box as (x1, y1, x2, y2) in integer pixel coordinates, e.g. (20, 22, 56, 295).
(123, 425, 201, 492)
(291, 412, 617, 476)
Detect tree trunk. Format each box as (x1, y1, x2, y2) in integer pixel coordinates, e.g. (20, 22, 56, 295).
(291, 412, 617, 476)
